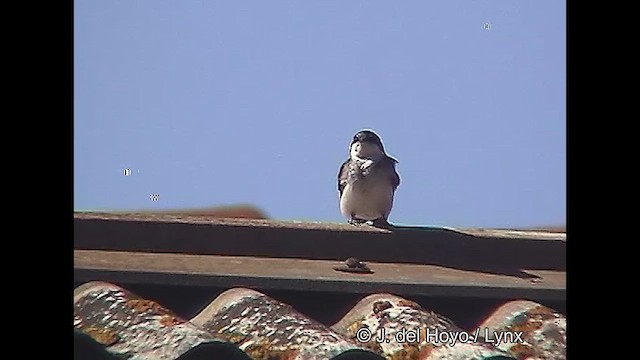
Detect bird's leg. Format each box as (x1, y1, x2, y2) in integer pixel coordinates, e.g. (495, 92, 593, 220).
(348, 217, 367, 225)
(371, 218, 392, 229)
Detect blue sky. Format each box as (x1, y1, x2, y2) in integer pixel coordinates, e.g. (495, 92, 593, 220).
(74, 1, 566, 228)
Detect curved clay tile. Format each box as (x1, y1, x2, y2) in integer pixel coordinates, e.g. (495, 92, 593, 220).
(190, 288, 384, 360)
(73, 282, 250, 360)
(331, 293, 515, 360)
(477, 300, 566, 360)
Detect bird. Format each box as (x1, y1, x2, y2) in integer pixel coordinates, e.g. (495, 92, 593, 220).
(337, 130, 400, 228)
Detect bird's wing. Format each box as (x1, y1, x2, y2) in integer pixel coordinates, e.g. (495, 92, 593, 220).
(337, 159, 351, 196)
(386, 156, 400, 190)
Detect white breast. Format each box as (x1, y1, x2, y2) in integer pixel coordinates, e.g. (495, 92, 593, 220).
(340, 174, 395, 221)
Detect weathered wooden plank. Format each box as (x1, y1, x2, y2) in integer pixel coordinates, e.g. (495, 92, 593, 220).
(74, 212, 566, 271)
(74, 250, 566, 301)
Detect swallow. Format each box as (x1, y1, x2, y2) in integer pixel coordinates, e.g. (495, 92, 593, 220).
(338, 130, 400, 228)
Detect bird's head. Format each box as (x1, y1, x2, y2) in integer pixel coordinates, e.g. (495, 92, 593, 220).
(350, 130, 385, 160)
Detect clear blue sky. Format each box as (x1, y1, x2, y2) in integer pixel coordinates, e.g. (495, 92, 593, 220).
(74, 1, 565, 228)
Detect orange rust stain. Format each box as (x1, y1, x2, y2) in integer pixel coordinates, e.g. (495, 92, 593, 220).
(84, 326, 119, 346)
(159, 314, 184, 326)
(527, 305, 557, 320)
(346, 321, 363, 337)
(344, 321, 383, 354)
(280, 348, 300, 360)
(373, 300, 393, 314)
(417, 343, 434, 359)
(221, 333, 250, 345)
(344, 321, 386, 354)
(397, 299, 422, 310)
(388, 345, 421, 360)
(346, 320, 369, 339)
(243, 340, 300, 360)
(363, 339, 383, 355)
(508, 305, 558, 336)
(509, 342, 537, 360)
(126, 299, 168, 314)
(402, 344, 422, 360)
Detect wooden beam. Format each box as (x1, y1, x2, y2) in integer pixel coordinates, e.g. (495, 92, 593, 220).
(74, 212, 566, 272)
(74, 250, 566, 301)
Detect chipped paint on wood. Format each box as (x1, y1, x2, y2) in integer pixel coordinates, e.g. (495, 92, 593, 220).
(332, 294, 515, 360)
(74, 281, 242, 360)
(191, 288, 382, 360)
(478, 300, 566, 360)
